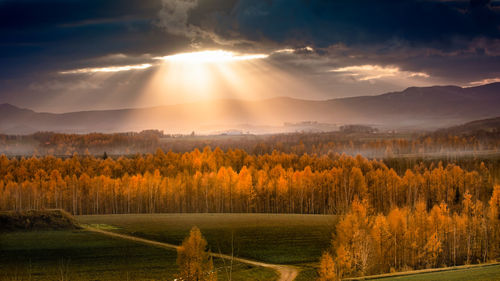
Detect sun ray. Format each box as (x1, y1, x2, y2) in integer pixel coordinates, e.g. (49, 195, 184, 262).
(123, 49, 322, 133)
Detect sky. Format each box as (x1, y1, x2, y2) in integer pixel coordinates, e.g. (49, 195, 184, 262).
(1, 0, 500, 112)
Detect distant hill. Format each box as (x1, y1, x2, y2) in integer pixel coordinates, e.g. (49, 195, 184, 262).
(1, 82, 500, 134)
(435, 116, 500, 135)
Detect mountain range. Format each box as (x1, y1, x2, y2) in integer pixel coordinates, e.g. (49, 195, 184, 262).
(1, 83, 500, 134)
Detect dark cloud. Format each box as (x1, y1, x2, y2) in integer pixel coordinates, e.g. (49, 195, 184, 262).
(0, 0, 187, 78)
(172, 0, 500, 83)
(186, 0, 500, 49)
(0, 0, 159, 29)
(186, 3, 498, 51)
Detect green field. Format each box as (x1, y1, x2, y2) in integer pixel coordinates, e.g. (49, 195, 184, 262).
(1, 213, 336, 281)
(364, 264, 500, 281)
(2, 214, 499, 281)
(77, 213, 336, 280)
(77, 213, 337, 265)
(0, 229, 277, 281)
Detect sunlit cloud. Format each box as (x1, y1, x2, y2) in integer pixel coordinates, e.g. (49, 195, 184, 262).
(468, 77, 500, 86)
(330, 64, 429, 81)
(272, 46, 314, 55)
(60, 63, 153, 74)
(273, 48, 295, 54)
(154, 50, 268, 63)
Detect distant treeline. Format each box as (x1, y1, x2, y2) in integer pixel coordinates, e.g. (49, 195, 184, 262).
(1, 128, 500, 157)
(0, 149, 496, 215)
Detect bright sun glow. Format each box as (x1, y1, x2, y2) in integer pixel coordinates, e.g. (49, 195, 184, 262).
(137, 48, 317, 118)
(143, 50, 272, 103)
(155, 50, 269, 63)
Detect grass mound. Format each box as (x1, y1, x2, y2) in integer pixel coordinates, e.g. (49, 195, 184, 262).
(0, 209, 79, 231)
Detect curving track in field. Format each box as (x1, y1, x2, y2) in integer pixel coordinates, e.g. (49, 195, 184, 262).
(84, 225, 299, 281)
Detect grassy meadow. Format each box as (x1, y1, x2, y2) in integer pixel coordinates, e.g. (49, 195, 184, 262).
(2, 213, 499, 281)
(1, 213, 336, 280)
(0, 229, 278, 281)
(77, 213, 338, 280)
(77, 213, 337, 265)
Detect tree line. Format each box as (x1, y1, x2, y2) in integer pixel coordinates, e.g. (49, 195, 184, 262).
(0, 148, 495, 215)
(1, 129, 499, 157)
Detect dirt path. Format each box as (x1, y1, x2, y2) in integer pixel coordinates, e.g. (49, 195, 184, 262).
(84, 226, 299, 281)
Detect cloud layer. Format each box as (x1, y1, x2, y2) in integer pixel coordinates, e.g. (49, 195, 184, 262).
(1, 0, 499, 112)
